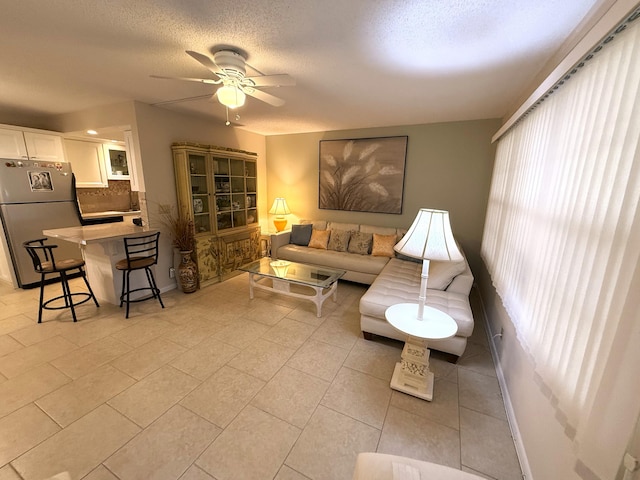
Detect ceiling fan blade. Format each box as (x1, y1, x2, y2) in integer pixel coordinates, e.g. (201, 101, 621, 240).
(150, 74, 219, 85)
(243, 88, 286, 107)
(186, 50, 222, 75)
(244, 74, 295, 87)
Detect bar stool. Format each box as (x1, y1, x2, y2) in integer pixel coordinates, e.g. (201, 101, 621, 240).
(23, 238, 100, 323)
(115, 232, 164, 318)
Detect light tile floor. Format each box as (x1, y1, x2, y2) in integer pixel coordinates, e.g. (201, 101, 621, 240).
(0, 274, 523, 480)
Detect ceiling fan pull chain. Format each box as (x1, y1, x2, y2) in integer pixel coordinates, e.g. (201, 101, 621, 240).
(225, 106, 231, 126)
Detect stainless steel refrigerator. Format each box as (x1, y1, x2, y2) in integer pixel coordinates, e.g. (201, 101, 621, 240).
(0, 160, 82, 288)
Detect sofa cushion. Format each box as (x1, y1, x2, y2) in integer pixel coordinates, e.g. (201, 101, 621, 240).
(301, 219, 327, 230)
(290, 224, 313, 246)
(395, 253, 421, 263)
(328, 229, 351, 252)
(278, 245, 390, 275)
(371, 233, 397, 257)
(360, 224, 398, 236)
(327, 221, 360, 233)
(348, 231, 373, 254)
(309, 229, 330, 249)
(428, 259, 467, 290)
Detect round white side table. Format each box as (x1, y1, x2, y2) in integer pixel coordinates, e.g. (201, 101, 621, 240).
(385, 303, 458, 401)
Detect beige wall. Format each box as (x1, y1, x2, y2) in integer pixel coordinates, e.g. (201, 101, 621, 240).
(265, 119, 500, 274)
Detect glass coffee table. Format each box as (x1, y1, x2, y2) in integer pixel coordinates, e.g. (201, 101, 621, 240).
(239, 258, 346, 317)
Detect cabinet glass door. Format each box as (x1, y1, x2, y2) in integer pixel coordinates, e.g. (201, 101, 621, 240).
(189, 153, 211, 234)
(245, 160, 258, 226)
(213, 157, 258, 232)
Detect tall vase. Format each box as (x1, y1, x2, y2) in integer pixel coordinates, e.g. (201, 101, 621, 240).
(178, 250, 198, 293)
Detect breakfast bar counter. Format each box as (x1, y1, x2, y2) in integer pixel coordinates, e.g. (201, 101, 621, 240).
(44, 223, 159, 305)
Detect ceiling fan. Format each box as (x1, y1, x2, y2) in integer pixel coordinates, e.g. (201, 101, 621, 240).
(152, 49, 295, 111)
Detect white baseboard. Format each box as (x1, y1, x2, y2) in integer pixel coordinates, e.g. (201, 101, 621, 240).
(477, 291, 533, 480)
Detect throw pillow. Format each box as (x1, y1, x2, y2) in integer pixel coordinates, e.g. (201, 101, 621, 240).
(327, 229, 351, 252)
(308, 229, 330, 249)
(428, 259, 467, 290)
(348, 231, 373, 255)
(290, 224, 313, 246)
(371, 233, 397, 257)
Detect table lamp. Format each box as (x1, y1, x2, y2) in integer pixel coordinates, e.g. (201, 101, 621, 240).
(269, 197, 291, 232)
(394, 208, 463, 319)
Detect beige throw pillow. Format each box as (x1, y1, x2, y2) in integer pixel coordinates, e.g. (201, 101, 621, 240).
(371, 233, 397, 257)
(308, 229, 330, 249)
(348, 231, 373, 255)
(327, 229, 351, 252)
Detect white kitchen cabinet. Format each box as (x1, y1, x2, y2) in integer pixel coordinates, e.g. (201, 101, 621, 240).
(0, 127, 65, 162)
(64, 138, 108, 188)
(0, 128, 29, 159)
(23, 132, 66, 162)
(123, 130, 140, 191)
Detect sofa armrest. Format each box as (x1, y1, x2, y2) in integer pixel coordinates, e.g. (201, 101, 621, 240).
(270, 231, 291, 259)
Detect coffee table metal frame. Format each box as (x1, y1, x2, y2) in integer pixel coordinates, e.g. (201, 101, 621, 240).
(239, 257, 346, 317)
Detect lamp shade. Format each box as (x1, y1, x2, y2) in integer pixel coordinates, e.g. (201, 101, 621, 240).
(394, 209, 463, 262)
(217, 85, 246, 108)
(269, 198, 291, 216)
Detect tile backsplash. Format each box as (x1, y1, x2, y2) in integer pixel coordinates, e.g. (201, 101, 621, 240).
(76, 180, 139, 213)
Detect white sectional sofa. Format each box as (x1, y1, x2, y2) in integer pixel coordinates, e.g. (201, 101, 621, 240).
(270, 220, 474, 359)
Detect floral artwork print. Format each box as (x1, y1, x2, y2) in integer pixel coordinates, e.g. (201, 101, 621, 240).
(319, 136, 407, 214)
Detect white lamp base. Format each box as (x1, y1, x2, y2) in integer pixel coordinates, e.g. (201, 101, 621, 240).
(389, 337, 435, 401)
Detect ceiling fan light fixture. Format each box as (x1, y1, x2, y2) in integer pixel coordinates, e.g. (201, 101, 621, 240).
(217, 85, 246, 109)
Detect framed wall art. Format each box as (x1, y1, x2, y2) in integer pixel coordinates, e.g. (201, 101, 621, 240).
(319, 136, 408, 214)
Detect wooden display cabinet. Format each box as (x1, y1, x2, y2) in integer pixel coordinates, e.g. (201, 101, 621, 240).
(172, 142, 260, 287)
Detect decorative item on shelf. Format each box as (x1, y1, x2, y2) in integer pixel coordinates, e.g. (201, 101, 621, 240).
(157, 205, 198, 293)
(193, 198, 204, 213)
(269, 197, 291, 232)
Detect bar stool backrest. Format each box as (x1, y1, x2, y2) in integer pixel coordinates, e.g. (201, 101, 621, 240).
(23, 238, 59, 273)
(122, 232, 161, 269)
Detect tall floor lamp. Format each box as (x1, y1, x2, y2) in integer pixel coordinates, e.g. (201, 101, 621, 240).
(385, 208, 463, 400)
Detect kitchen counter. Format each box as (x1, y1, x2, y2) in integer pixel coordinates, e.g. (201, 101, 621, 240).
(43, 223, 155, 245)
(43, 223, 159, 305)
(81, 210, 141, 219)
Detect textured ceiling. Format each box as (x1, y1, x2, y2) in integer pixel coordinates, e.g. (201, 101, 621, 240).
(0, 0, 601, 136)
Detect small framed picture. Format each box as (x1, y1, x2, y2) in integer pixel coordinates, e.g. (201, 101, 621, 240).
(28, 171, 54, 192)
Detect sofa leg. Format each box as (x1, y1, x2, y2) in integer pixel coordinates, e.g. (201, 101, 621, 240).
(362, 331, 375, 341)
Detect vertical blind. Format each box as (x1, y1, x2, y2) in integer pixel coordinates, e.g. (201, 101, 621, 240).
(481, 11, 640, 480)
